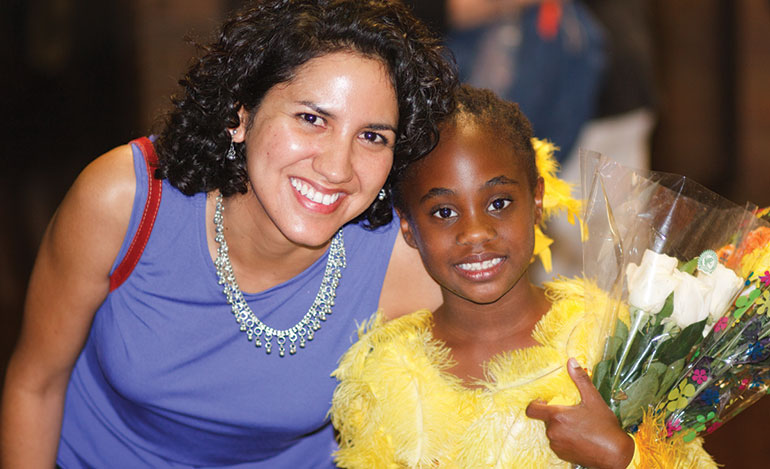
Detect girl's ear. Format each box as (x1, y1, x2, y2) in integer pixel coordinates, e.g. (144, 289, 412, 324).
(533, 177, 545, 225)
(396, 209, 418, 249)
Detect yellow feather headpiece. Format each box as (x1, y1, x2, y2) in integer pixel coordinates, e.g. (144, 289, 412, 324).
(531, 138, 582, 272)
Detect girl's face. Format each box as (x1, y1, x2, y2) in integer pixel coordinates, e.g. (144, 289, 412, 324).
(398, 121, 543, 305)
(233, 51, 398, 248)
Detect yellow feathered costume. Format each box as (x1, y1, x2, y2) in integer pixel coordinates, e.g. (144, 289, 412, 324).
(330, 140, 717, 468)
(330, 279, 716, 468)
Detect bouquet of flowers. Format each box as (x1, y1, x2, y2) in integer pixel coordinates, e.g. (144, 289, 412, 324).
(662, 220, 770, 442)
(579, 151, 764, 434)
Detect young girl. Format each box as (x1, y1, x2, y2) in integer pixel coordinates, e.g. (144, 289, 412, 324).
(329, 85, 717, 468)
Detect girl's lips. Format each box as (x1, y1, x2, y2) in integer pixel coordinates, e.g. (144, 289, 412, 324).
(290, 177, 347, 213)
(454, 255, 507, 281)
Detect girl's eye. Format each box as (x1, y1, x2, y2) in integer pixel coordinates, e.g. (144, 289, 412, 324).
(488, 198, 511, 211)
(299, 113, 324, 127)
(361, 131, 389, 146)
(431, 207, 458, 219)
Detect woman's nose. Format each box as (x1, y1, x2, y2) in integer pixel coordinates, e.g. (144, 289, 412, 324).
(456, 213, 497, 246)
(312, 143, 354, 184)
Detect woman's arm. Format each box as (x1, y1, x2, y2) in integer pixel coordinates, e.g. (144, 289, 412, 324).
(379, 230, 442, 319)
(1, 144, 136, 467)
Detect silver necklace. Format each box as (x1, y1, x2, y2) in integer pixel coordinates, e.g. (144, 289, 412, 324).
(213, 193, 346, 357)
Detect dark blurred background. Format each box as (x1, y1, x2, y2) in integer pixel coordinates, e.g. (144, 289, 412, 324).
(1, 0, 769, 466)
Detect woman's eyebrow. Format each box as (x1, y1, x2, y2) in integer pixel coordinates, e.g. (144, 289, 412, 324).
(366, 123, 398, 133)
(299, 100, 332, 117)
(298, 100, 397, 133)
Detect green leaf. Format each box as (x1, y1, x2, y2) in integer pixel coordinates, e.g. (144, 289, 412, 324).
(592, 359, 610, 388)
(618, 366, 664, 428)
(618, 334, 645, 383)
(645, 361, 667, 379)
(734, 289, 762, 319)
(613, 319, 629, 351)
(679, 257, 699, 275)
(603, 336, 623, 366)
(654, 358, 685, 403)
(593, 359, 613, 405)
(598, 379, 613, 406)
(656, 293, 675, 324)
(656, 319, 707, 365)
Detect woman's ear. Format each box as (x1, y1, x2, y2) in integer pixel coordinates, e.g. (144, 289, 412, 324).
(533, 176, 545, 225)
(396, 209, 418, 249)
(231, 107, 249, 143)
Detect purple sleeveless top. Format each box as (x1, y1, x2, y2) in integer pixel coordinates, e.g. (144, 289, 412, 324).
(57, 141, 399, 468)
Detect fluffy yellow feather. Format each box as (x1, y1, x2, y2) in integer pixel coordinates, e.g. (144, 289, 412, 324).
(530, 138, 582, 272)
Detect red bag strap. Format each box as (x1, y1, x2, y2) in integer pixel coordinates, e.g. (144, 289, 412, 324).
(109, 137, 163, 292)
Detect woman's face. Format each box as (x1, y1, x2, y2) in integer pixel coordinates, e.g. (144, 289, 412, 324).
(234, 51, 398, 248)
(398, 121, 543, 306)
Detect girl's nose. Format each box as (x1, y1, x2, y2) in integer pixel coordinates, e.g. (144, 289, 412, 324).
(456, 213, 497, 246)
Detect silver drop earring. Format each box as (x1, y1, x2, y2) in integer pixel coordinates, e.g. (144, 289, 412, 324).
(226, 129, 237, 161)
(377, 188, 387, 201)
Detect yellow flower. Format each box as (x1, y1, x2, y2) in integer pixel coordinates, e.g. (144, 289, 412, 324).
(667, 380, 696, 412)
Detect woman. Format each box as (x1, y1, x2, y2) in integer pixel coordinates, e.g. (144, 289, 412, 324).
(0, 1, 455, 467)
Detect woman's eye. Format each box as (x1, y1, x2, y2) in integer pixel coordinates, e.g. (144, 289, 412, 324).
(361, 131, 388, 146)
(488, 198, 511, 211)
(431, 207, 457, 219)
(299, 113, 324, 127)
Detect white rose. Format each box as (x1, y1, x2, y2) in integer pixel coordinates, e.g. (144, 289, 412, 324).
(698, 264, 743, 321)
(670, 270, 710, 329)
(626, 249, 680, 314)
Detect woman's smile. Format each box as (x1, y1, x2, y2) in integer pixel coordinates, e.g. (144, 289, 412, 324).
(290, 177, 347, 211)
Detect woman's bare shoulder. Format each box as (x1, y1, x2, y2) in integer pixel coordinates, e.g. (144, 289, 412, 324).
(46, 143, 138, 282)
(71, 143, 137, 221)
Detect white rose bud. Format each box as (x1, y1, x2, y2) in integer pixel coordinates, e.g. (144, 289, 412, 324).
(698, 263, 743, 321)
(626, 249, 681, 314)
(670, 270, 710, 329)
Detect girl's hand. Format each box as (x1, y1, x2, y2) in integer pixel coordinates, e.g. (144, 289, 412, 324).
(525, 358, 634, 469)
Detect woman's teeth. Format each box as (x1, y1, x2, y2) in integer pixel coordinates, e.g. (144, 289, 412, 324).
(291, 178, 341, 205)
(457, 257, 503, 271)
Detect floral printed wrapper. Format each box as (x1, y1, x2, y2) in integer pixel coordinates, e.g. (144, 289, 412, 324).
(663, 219, 770, 442)
(579, 151, 760, 431)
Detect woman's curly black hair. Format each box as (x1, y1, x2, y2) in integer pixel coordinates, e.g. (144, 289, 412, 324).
(155, 0, 457, 229)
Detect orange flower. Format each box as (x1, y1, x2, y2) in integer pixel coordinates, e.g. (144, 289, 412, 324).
(742, 227, 770, 256)
(726, 227, 770, 269)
